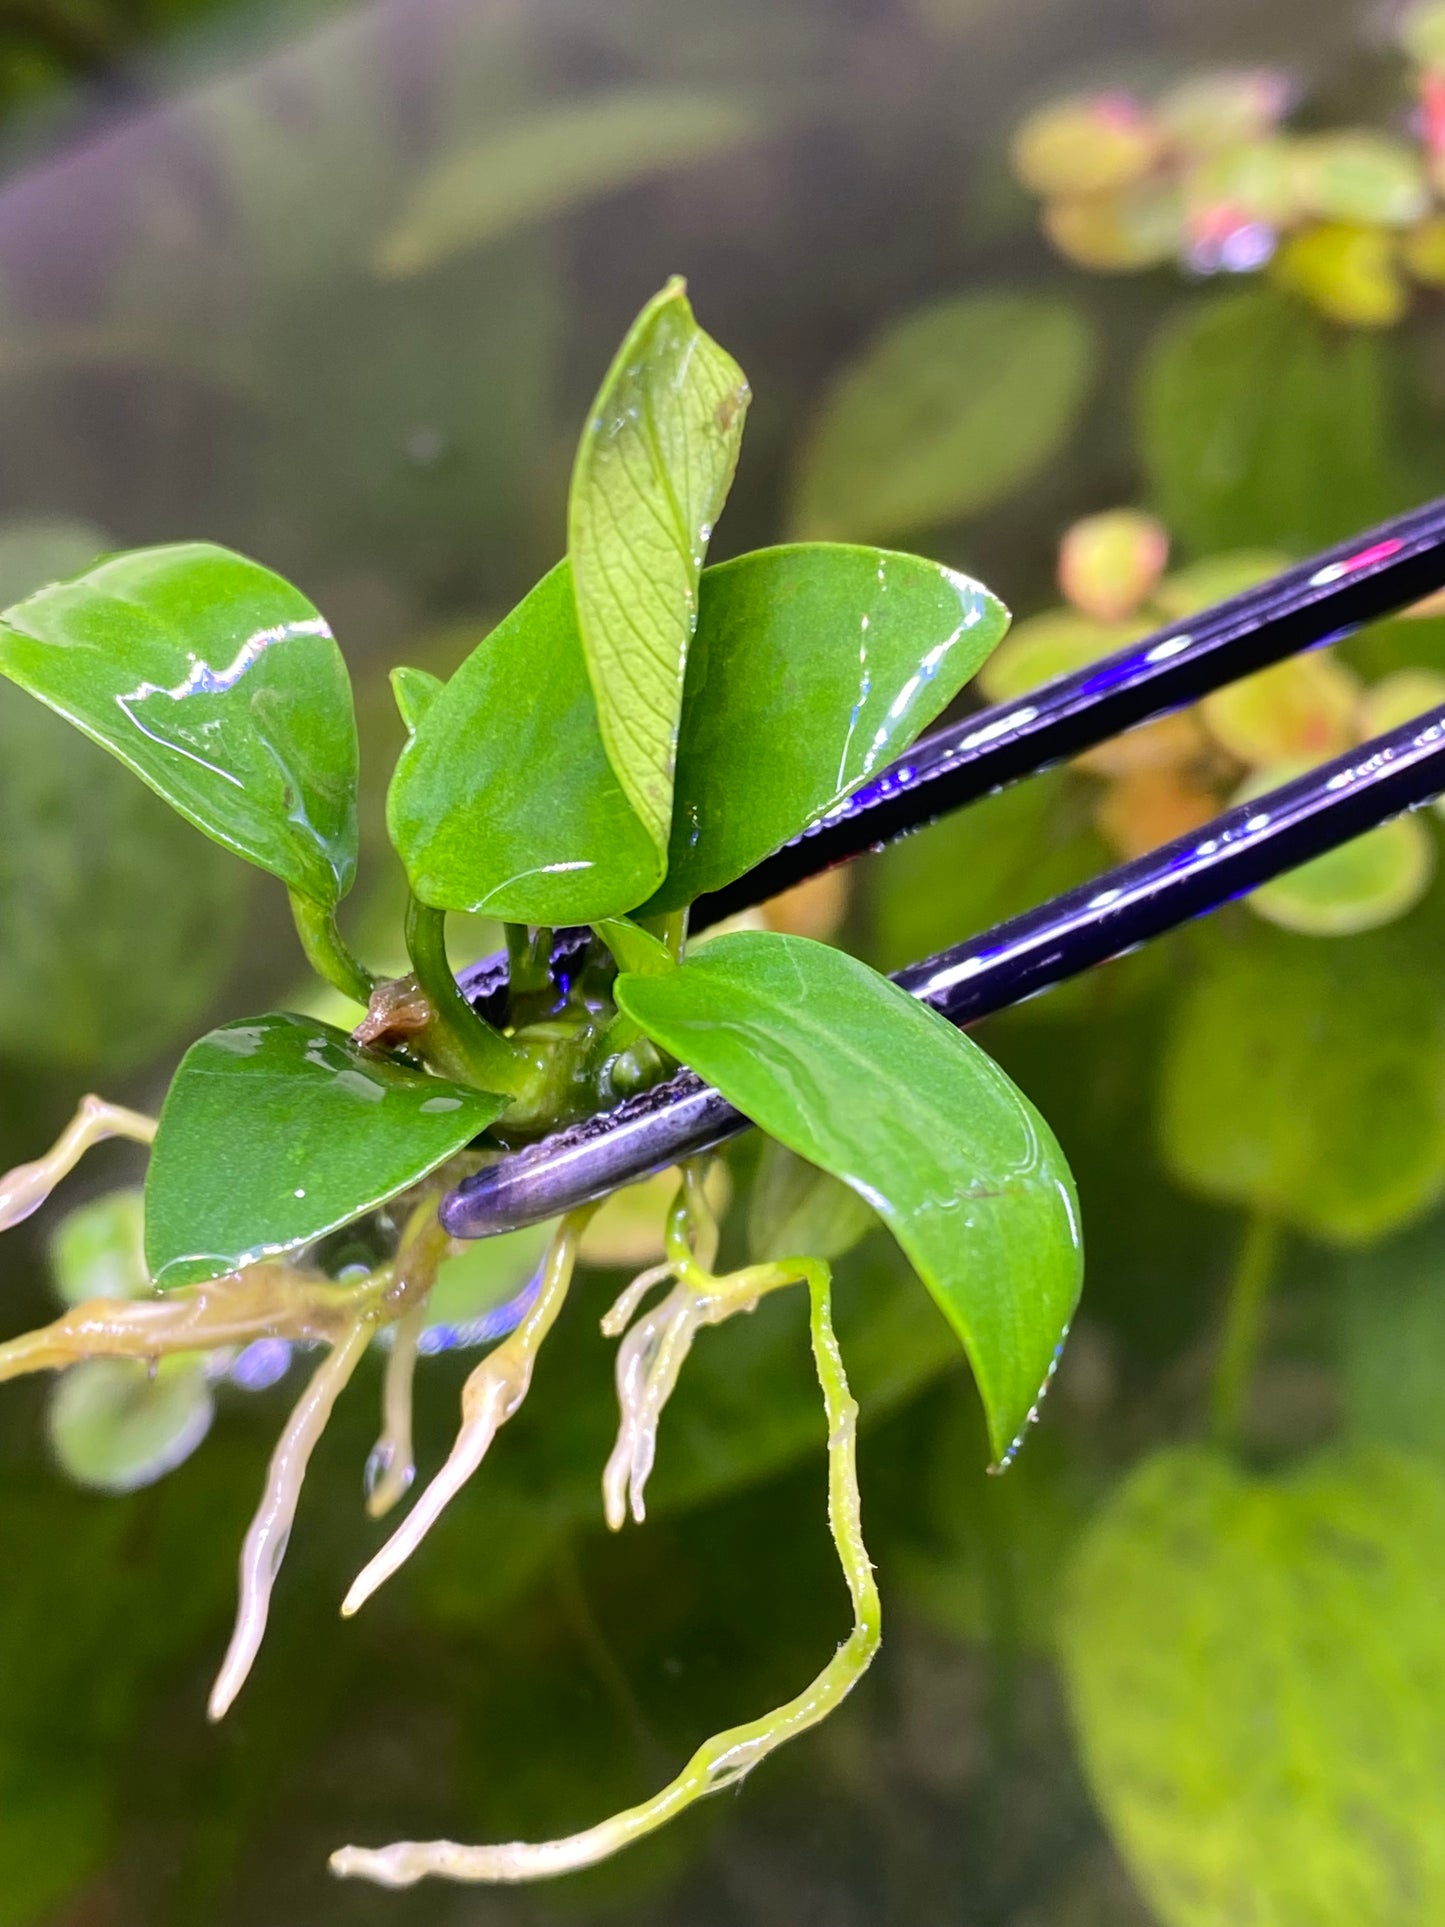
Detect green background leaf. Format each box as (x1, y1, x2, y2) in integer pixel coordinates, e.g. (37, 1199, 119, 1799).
(569, 277, 750, 853)
(617, 931, 1081, 1461)
(643, 543, 1010, 912)
(387, 561, 663, 923)
(375, 89, 773, 277)
(1061, 1446, 1445, 1927)
(1139, 289, 1409, 555)
(145, 1013, 507, 1287)
(789, 293, 1097, 543)
(0, 683, 246, 1073)
(1158, 912, 1445, 1243)
(0, 543, 360, 907)
(47, 1357, 214, 1495)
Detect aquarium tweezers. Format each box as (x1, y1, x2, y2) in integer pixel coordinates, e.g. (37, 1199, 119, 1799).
(442, 497, 1445, 1238)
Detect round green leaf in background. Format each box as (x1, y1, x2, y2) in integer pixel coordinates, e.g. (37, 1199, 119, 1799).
(790, 293, 1097, 544)
(1062, 1445, 1445, 1927)
(1139, 289, 1409, 556)
(1159, 912, 1445, 1243)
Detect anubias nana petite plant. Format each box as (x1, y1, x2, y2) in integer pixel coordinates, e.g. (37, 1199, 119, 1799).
(0, 278, 1081, 1888)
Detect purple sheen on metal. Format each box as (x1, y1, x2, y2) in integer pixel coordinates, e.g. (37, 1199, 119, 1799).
(441, 704, 1445, 1239)
(686, 495, 1445, 927)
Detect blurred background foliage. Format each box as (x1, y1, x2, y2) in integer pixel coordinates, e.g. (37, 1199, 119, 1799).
(5, 0, 1445, 1922)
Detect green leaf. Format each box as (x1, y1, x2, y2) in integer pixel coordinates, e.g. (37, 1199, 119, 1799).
(747, 1139, 878, 1265)
(616, 931, 1081, 1462)
(145, 1013, 506, 1288)
(1061, 1445, 1445, 1927)
(0, 683, 247, 1073)
(387, 562, 663, 923)
(642, 543, 1010, 912)
(374, 89, 772, 277)
(568, 277, 750, 854)
(1159, 913, 1445, 1243)
(789, 293, 1096, 544)
(593, 917, 676, 976)
(1139, 289, 1408, 555)
(390, 665, 442, 733)
(48, 1357, 214, 1495)
(0, 543, 359, 907)
(49, 1190, 147, 1307)
(1333, 1208, 1445, 1466)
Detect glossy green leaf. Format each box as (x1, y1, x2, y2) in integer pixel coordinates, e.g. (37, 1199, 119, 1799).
(145, 1013, 507, 1288)
(644, 543, 1010, 912)
(387, 562, 662, 922)
(593, 917, 675, 976)
(375, 89, 771, 277)
(1140, 289, 1408, 554)
(390, 665, 442, 733)
(49, 1191, 147, 1307)
(1061, 1445, 1445, 1927)
(0, 683, 247, 1073)
(1159, 913, 1445, 1243)
(790, 293, 1096, 544)
(616, 931, 1082, 1462)
(48, 1358, 214, 1495)
(0, 543, 359, 907)
(569, 277, 750, 854)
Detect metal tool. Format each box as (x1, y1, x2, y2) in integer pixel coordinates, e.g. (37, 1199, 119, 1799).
(443, 497, 1445, 1240)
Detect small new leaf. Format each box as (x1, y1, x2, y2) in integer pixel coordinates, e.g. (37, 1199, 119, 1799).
(145, 1013, 506, 1288)
(569, 276, 749, 855)
(616, 932, 1082, 1462)
(0, 543, 359, 906)
(387, 563, 662, 923)
(390, 665, 443, 734)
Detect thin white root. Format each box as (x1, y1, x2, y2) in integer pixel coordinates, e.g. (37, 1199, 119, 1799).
(366, 1303, 426, 1520)
(599, 1261, 674, 1340)
(601, 1276, 757, 1531)
(0, 1096, 157, 1233)
(340, 1210, 590, 1618)
(330, 1258, 880, 1889)
(209, 1315, 374, 1721)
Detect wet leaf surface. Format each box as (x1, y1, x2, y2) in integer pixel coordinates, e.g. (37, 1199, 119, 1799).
(145, 1013, 507, 1287)
(618, 931, 1082, 1461)
(647, 543, 1009, 911)
(0, 544, 359, 906)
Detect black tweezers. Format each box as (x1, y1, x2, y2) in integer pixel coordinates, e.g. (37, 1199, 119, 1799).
(443, 497, 1445, 1239)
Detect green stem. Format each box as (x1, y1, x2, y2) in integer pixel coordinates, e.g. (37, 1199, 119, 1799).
(404, 896, 527, 1096)
(505, 924, 555, 998)
(1211, 1208, 1282, 1448)
(289, 892, 375, 1006)
(639, 907, 688, 964)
